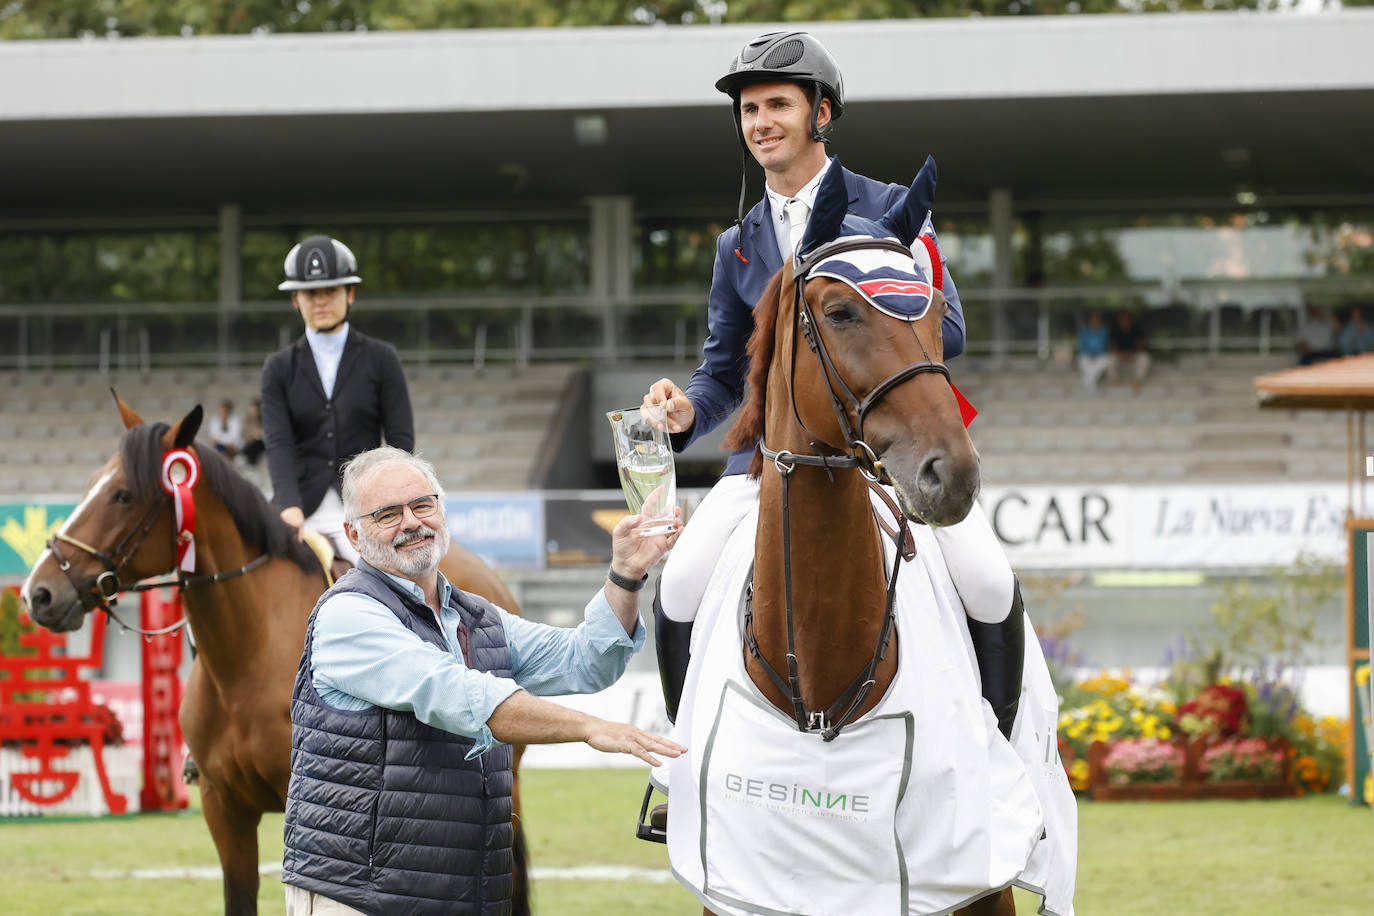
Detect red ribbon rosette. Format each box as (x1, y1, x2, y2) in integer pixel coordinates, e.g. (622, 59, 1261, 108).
(160, 448, 200, 573)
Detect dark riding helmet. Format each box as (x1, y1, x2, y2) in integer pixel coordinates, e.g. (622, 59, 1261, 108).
(278, 235, 362, 292)
(716, 31, 845, 147)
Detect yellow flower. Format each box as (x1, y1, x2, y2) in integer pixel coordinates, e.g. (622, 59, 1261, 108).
(1069, 758, 1089, 791)
(1356, 665, 1371, 688)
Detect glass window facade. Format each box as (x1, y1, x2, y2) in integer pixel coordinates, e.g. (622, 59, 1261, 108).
(0, 230, 218, 304)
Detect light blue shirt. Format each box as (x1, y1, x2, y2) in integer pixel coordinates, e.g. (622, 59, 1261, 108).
(305, 322, 350, 398)
(311, 569, 646, 758)
(1077, 324, 1109, 357)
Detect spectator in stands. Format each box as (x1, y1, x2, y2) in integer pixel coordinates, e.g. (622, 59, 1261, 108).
(1110, 308, 1151, 395)
(281, 446, 684, 916)
(1339, 305, 1374, 356)
(1076, 311, 1111, 392)
(262, 235, 415, 564)
(207, 399, 243, 458)
(240, 398, 266, 467)
(1296, 304, 1340, 365)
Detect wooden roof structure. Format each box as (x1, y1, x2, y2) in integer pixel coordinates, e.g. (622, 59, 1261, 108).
(1255, 354, 1374, 513)
(1254, 355, 1374, 411)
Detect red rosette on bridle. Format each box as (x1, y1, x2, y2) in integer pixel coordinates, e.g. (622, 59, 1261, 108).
(160, 448, 201, 573)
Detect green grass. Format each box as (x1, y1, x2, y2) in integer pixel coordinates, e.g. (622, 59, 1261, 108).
(1, 770, 1372, 914)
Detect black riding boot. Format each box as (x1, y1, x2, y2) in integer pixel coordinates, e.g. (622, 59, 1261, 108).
(966, 577, 1026, 740)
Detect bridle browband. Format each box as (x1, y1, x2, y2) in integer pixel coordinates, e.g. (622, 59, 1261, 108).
(743, 235, 950, 742)
(46, 465, 271, 637)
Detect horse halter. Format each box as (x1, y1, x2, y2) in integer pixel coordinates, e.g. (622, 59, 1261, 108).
(787, 234, 951, 480)
(744, 235, 947, 742)
(45, 461, 269, 637)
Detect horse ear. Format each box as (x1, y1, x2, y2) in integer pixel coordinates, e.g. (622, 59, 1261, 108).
(167, 405, 204, 449)
(111, 389, 144, 430)
(797, 157, 848, 257)
(878, 155, 939, 245)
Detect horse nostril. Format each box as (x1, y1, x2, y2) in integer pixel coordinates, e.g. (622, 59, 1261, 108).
(29, 586, 52, 616)
(917, 453, 945, 498)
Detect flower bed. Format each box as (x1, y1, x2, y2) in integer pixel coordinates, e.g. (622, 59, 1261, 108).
(1054, 669, 1344, 801)
(1086, 736, 1298, 801)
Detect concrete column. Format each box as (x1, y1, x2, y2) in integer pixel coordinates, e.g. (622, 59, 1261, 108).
(989, 187, 1014, 361)
(587, 195, 634, 359)
(217, 203, 242, 368)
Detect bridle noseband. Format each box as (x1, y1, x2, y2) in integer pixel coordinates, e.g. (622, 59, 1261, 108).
(744, 235, 950, 742)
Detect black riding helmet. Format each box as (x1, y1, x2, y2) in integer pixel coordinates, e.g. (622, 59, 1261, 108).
(716, 31, 845, 149)
(278, 235, 362, 292)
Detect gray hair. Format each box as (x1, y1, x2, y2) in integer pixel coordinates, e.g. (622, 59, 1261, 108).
(341, 447, 445, 519)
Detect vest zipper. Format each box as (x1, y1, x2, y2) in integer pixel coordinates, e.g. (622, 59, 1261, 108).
(477, 750, 487, 906)
(369, 714, 386, 871)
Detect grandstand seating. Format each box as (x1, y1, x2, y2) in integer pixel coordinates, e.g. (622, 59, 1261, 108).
(959, 353, 1349, 486)
(0, 363, 579, 497)
(0, 354, 1352, 499)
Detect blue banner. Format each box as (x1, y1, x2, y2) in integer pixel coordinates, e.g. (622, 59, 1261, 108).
(445, 494, 545, 570)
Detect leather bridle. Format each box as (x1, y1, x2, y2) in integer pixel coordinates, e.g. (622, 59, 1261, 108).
(46, 462, 270, 637)
(744, 235, 951, 742)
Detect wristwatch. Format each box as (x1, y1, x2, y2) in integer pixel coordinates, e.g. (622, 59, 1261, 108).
(607, 566, 649, 592)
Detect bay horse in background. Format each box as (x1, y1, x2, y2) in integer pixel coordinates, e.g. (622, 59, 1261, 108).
(20, 398, 531, 916)
(664, 157, 1073, 916)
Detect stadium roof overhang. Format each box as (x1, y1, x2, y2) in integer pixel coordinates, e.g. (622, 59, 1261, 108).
(3, 11, 1374, 218)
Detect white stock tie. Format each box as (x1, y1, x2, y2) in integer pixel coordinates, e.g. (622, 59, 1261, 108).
(782, 198, 809, 261)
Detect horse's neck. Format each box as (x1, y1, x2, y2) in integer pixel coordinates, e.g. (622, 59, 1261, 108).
(749, 462, 895, 716)
(180, 498, 317, 688)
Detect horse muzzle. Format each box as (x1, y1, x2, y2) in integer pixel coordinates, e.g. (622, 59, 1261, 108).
(886, 446, 980, 527)
(22, 579, 91, 633)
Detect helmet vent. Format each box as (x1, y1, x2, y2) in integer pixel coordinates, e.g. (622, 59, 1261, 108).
(763, 39, 804, 70)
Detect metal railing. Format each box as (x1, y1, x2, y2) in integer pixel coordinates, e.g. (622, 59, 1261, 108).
(2, 275, 1371, 372)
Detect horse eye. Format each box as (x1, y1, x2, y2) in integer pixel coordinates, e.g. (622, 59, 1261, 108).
(112, 489, 135, 505)
(824, 304, 857, 325)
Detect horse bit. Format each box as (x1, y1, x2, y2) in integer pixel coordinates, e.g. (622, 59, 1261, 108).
(46, 462, 270, 638)
(744, 235, 951, 742)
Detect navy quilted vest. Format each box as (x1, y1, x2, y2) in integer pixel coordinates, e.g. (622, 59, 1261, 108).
(282, 559, 516, 916)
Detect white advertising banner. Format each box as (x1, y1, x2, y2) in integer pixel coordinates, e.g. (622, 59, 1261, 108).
(981, 483, 1348, 570)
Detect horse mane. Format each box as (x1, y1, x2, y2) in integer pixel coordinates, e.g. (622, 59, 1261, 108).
(120, 423, 323, 576)
(722, 268, 788, 479)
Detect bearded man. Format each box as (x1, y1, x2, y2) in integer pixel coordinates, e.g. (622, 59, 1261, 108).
(281, 446, 683, 916)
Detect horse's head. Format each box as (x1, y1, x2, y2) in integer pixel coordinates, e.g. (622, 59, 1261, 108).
(726, 156, 979, 526)
(21, 397, 203, 632)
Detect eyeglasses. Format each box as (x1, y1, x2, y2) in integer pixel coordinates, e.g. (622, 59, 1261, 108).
(354, 494, 440, 528)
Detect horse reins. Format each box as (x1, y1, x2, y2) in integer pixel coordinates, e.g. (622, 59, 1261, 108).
(46, 474, 271, 638)
(743, 235, 951, 742)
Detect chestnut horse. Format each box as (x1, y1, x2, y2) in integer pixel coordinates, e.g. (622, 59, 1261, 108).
(693, 158, 1019, 915)
(21, 399, 530, 916)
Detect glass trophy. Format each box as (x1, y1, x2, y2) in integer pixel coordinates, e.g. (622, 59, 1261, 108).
(606, 404, 678, 537)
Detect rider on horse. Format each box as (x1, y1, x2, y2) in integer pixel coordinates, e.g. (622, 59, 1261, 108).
(642, 31, 1024, 737)
(263, 235, 415, 565)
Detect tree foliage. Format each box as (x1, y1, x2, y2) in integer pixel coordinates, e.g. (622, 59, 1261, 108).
(2, 0, 1367, 40)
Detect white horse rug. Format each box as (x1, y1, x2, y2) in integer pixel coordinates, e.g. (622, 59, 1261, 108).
(663, 501, 1077, 916)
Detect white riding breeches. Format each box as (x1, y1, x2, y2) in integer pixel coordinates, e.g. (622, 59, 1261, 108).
(659, 474, 760, 623)
(307, 488, 359, 565)
(659, 473, 1014, 625)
